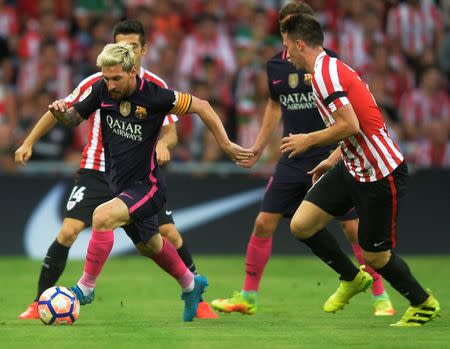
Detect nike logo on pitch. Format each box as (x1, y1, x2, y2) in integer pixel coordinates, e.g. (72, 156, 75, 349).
(101, 102, 115, 107)
(373, 241, 385, 247)
(272, 79, 282, 85)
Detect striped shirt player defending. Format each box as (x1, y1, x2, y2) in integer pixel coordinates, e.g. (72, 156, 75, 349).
(16, 20, 217, 320)
(49, 42, 251, 322)
(211, 1, 393, 318)
(279, 14, 439, 327)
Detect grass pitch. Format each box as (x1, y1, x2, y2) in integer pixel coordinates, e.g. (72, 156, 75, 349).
(0, 255, 448, 349)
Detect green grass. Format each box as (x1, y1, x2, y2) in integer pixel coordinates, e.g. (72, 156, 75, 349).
(0, 256, 448, 349)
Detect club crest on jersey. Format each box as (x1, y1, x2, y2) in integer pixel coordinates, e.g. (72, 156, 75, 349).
(136, 106, 147, 119)
(304, 73, 312, 86)
(288, 73, 299, 88)
(119, 101, 131, 117)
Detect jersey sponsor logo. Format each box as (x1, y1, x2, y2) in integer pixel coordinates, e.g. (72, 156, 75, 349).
(279, 92, 317, 110)
(272, 79, 283, 85)
(106, 115, 143, 141)
(65, 87, 80, 103)
(66, 186, 86, 211)
(303, 73, 312, 86)
(79, 86, 92, 102)
(24, 184, 265, 259)
(135, 106, 147, 119)
(119, 101, 131, 117)
(288, 73, 299, 88)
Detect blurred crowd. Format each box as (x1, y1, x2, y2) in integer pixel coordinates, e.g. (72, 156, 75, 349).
(0, 0, 449, 173)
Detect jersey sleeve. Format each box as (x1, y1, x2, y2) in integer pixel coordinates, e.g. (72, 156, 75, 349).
(72, 82, 101, 119)
(150, 84, 192, 117)
(64, 73, 102, 108)
(312, 57, 350, 114)
(266, 61, 278, 102)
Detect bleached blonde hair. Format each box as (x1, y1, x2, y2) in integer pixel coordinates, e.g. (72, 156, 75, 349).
(96, 42, 136, 72)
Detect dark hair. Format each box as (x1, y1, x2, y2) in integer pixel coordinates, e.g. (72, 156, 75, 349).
(280, 13, 324, 47)
(113, 20, 145, 47)
(279, 1, 314, 22)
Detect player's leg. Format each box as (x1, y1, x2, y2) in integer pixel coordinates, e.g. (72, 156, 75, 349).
(70, 197, 130, 304)
(158, 205, 198, 274)
(19, 170, 112, 319)
(338, 214, 394, 316)
(157, 205, 217, 318)
(352, 162, 439, 326)
(212, 169, 302, 314)
(127, 219, 207, 322)
(292, 161, 373, 312)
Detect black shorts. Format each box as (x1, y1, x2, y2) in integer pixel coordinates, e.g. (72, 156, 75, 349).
(64, 169, 114, 226)
(261, 160, 358, 221)
(117, 181, 167, 244)
(305, 160, 408, 252)
(157, 203, 175, 226)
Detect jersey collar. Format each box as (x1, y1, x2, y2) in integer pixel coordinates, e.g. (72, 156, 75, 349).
(313, 51, 327, 73)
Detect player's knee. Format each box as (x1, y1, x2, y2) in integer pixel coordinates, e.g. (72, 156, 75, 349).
(290, 218, 318, 239)
(57, 221, 85, 246)
(339, 220, 358, 244)
(361, 250, 391, 269)
(92, 206, 115, 230)
(159, 224, 182, 248)
(254, 214, 277, 237)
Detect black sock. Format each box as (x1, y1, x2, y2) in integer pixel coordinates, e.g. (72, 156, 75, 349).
(177, 242, 197, 275)
(35, 239, 70, 301)
(300, 229, 359, 281)
(376, 253, 428, 306)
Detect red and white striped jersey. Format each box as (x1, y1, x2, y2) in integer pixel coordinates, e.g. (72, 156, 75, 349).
(412, 140, 450, 169)
(65, 67, 177, 172)
(311, 51, 404, 182)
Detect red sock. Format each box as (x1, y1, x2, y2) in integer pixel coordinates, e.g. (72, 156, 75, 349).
(151, 238, 193, 290)
(79, 229, 114, 288)
(243, 234, 272, 292)
(351, 243, 385, 296)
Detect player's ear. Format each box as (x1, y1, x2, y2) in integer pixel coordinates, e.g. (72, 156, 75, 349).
(130, 65, 138, 77)
(141, 43, 148, 56)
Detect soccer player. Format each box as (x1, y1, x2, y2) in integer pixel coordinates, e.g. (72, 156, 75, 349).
(278, 13, 440, 326)
(211, 2, 393, 317)
(48, 42, 252, 322)
(16, 20, 217, 320)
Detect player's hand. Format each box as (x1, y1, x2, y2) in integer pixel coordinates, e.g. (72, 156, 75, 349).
(15, 142, 33, 166)
(156, 141, 171, 166)
(307, 159, 333, 184)
(223, 142, 254, 165)
(238, 146, 261, 168)
(48, 99, 69, 114)
(280, 133, 311, 159)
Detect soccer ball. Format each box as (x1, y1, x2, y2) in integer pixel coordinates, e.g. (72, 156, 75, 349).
(38, 286, 80, 325)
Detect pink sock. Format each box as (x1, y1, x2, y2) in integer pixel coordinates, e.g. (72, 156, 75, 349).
(79, 229, 114, 288)
(151, 238, 193, 290)
(243, 234, 272, 292)
(351, 243, 385, 296)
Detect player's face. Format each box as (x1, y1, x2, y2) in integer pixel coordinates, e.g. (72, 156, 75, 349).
(282, 32, 305, 70)
(102, 64, 137, 101)
(115, 33, 147, 69)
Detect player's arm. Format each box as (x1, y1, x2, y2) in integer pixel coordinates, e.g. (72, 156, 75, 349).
(187, 95, 254, 163)
(307, 147, 342, 184)
(280, 104, 359, 158)
(15, 111, 58, 166)
(156, 123, 177, 166)
(240, 97, 281, 168)
(48, 100, 85, 128)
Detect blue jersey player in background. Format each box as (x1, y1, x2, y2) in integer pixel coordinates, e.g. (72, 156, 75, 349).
(48, 42, 253, 322)
(211, 1, 394, 317)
